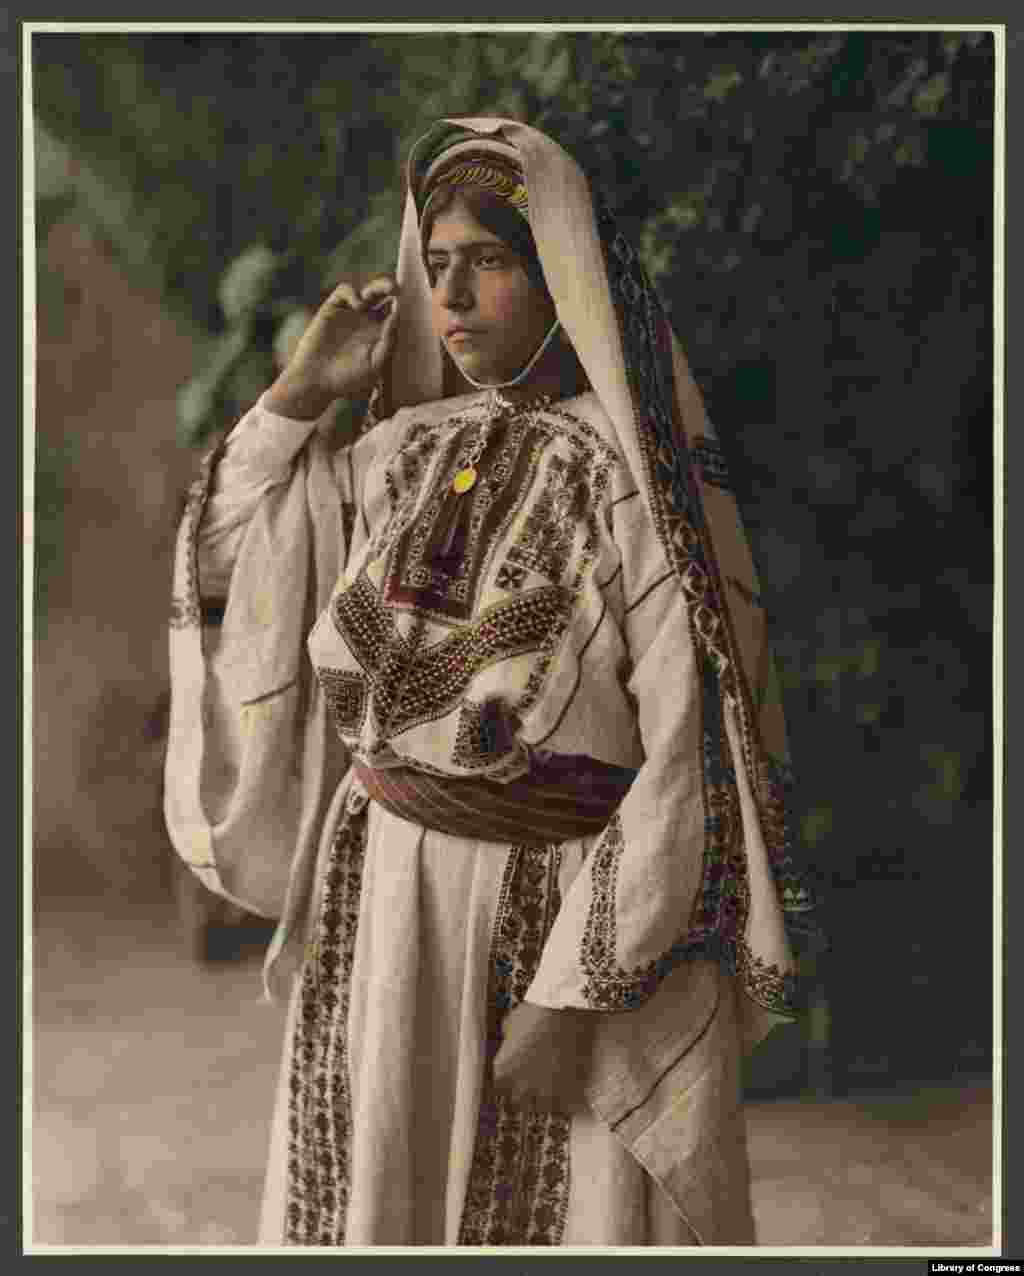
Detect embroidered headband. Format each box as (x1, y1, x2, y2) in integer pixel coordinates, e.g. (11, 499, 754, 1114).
(419, 150, 530, 223)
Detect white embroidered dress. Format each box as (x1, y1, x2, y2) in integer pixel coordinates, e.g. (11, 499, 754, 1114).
(191, 388, 759, 1246)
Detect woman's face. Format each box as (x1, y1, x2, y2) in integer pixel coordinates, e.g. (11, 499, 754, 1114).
(426, 196, 557, 387)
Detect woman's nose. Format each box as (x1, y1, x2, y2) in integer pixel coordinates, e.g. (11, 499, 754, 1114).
(440, 265, 473, 310)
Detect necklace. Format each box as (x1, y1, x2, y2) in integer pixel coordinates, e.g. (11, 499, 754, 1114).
(449, 389, 554, 495)
(447, 313, 563, 495)
(451, 422, 490, 495)
(456, 317, 562, 392)
(431, 390, 554, 567)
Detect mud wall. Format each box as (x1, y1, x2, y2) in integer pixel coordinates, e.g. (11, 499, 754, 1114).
(33, 218, 199, 907)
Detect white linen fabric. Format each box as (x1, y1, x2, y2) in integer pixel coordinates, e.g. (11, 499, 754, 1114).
(175, 391, 756, 1244)
(165, 418, 348, 921)
(256, 798, 748, 1245)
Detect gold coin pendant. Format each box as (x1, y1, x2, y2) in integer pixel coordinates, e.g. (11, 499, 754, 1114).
(452, 467, 478, 495)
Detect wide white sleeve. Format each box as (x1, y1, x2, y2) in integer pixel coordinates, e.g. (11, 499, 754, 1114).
(165, 394, 355, 922)
(523, 490, 710, 1012)
(196, 394, 336, 599)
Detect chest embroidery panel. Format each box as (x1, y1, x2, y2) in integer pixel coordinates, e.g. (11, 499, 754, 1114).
(317, 404, 622, 762)
(382, 411, 543, 625)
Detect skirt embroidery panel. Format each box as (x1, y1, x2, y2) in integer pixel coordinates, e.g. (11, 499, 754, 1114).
(283, 801, 369, 1245)
(457, 843, 572, 1246)
(283, 819, 571, 1246)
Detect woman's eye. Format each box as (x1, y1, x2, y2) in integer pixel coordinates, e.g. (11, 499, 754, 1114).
(476, 253, 503, 268)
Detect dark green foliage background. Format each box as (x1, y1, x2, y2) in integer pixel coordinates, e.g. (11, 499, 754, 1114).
(33, 30, 995, 1089)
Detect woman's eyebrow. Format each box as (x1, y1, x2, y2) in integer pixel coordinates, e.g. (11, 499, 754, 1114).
(426, 240, 507, 257)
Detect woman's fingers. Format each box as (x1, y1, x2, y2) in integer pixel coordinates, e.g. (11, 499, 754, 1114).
(496, 1081, 563, 1116)
(319, 277, 398, 329)
(271, 275, 399, 402)
(324, 280, 361, 312)
(360, 275, 398, 305)
(493, 1060, 568, 1114)
(363, 281, 399, 327)
(497, 1068, 582, 1115)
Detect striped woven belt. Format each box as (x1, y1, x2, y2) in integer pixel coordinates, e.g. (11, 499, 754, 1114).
(350, 754, 637, 846)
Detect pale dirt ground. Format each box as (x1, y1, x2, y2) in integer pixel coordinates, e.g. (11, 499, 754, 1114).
(29, 904, 994, 1251)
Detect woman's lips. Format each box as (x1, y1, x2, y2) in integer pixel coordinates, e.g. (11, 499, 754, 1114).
(446, 328, 482, 343)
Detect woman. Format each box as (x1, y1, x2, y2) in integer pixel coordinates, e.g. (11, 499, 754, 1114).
(165, 118, 818, 1246)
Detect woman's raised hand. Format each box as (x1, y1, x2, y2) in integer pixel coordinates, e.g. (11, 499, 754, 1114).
(265, 275, 400, 420)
